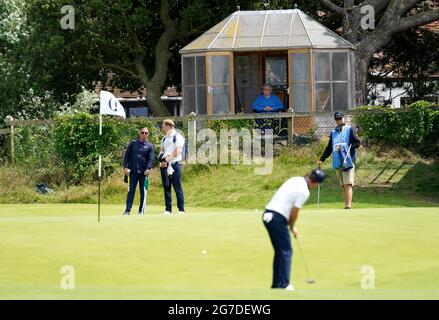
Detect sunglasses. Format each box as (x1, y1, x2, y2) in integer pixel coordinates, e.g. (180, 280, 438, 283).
(141, 132, 149, 135)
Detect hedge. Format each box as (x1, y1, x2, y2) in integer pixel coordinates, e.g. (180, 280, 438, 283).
(354, 101, 439, 157)
(14, 113, 161, 185)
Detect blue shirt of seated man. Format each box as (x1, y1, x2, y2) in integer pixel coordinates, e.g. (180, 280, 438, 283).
(252, 85, 284, 113)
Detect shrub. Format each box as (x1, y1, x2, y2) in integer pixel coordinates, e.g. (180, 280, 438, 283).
(14, 124, 57, 171)
(52, 113, 161, 184)
(355, 101, 439, 157)
(12, 112, 161, 185)
(208, 115, 256, 133)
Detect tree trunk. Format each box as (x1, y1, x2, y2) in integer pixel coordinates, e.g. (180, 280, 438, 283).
(133, 43, 173, 116)
(132, 0, 176, 117)
(353, 53, 370, 107)
(353, 31, 392, 106)
(145, 83, 170, 117)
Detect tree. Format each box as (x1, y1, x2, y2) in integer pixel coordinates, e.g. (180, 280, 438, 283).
(14, 0, 439, 116)
(321, 0, 439, 106)
(369, 27, 439, 105)
(0, 0, 30, 124)
(24, 0, 261, 116)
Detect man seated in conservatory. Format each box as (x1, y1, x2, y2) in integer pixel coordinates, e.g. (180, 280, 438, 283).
(252, 83, 284, 113)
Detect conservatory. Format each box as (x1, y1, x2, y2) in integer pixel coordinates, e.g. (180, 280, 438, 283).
(179, 7, 356, 115)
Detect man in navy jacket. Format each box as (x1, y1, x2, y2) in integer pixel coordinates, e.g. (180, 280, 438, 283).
(123, 127, 154, 215)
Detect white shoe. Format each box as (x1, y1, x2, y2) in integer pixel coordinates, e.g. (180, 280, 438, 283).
(163, 211, 171, 215)
(285, 284, 295, 291)
(178, 211, 186, 215)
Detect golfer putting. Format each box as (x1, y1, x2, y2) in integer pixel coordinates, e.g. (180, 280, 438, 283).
(262, 169, 325, 290)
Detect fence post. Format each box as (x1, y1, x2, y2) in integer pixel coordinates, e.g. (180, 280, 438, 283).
(287, 108, 294, 147)
(5, 116, 15, 164)
(187, 112, 197, 164)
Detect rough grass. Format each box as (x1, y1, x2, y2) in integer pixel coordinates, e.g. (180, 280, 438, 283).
(0, 142, 437, 209)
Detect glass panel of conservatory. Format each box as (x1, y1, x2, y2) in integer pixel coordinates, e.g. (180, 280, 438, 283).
(264, 13, 291, 36)
(265, 57, 287, 86)
(315, 83, 331, 112)
(210, 37, 234, 49)
(196, 56, 206, 85)
(332, 52, 348, 81)
(262, 36, 288, 48)
(210, 56, 230, 85)
(233, 37, 261, 49)
(291, 53, 309, 82)
(333, 83, 349, 110)
(315, 53, 330, 81)
(212, 86, 230, 114)
(182, 57, 195, 85)
(183, 86, 196, 114)
(236, 14, 265, 37)
(292, 83, 310, 112)
(196, 86, 207, 114)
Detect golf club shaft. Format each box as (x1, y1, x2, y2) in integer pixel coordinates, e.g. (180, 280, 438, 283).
(317, 184, 320, 207)
(295, 237, 312, 280)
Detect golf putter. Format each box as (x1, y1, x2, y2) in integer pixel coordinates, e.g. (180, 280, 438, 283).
(317, 184, 320, 207)
(295, 237, 316, 284)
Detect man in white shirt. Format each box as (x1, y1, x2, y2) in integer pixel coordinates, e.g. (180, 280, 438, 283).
(159, 119, 186, 215)
(263, 169, 325, 290)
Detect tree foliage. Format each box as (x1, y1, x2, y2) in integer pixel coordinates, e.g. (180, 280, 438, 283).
(13, 112, 162, 185)
(1, 0, 438, 120)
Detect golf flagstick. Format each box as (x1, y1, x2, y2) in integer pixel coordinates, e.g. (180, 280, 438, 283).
(317, 165, 321, 207)
(98, 90, 126, 223)
(98, 114, 102, 223)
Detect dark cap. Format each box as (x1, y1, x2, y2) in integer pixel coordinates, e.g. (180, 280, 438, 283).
(334, 112, 344, 119)
(309, 169, 325, 183)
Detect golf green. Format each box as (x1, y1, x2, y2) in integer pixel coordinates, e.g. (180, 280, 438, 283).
(1, 204, 438, 300)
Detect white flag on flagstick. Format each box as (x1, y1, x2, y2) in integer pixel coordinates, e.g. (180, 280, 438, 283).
(99, 90, 126, 118)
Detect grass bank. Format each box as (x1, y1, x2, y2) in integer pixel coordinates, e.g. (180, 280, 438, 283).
(0, 141, 438, 209)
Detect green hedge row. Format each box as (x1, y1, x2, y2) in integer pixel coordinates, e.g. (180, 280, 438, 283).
(14, 113, 161, 185)
(354, 101, 439, 157)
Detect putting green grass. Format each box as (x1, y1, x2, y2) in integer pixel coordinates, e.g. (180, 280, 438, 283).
(1, 204, 439, 300)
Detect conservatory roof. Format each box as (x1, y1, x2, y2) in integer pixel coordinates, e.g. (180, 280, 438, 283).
(180, 8, 356, 54)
